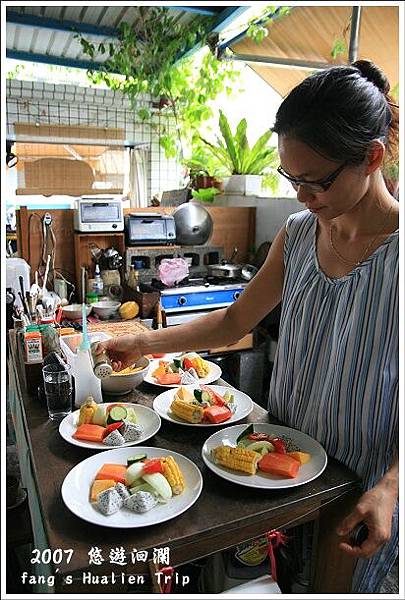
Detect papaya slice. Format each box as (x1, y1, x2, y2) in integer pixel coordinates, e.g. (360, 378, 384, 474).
(73, 423, 105, 443)
(90, 479, 116, 502)
(95, 463, 127, 484)
(258, 453, 300, 478)
(156, 372, 181, 385)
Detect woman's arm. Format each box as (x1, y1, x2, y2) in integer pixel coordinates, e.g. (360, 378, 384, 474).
(97, 226, 286, 370)
(337, 456, 398, 559)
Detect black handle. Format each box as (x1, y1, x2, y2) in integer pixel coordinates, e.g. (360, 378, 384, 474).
(19, 275, 25, 297)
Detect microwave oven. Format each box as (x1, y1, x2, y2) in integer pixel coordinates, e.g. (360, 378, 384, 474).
(125, 213, 176, 246)
(73, 197, 124, 232)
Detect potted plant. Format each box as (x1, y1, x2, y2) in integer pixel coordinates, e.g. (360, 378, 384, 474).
(200, 110, 279, 196)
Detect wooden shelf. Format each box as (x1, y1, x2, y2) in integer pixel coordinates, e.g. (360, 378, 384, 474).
(74, 231, 125, 301)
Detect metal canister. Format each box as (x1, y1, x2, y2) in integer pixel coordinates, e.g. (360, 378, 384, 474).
(90, 342, 113, 379)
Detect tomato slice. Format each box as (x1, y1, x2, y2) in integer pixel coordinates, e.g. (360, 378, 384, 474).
(142, 459, 164, 475)
(102, 422, 123, 439)
(183, 358, 194, 371)
(152, 353, 166, 358)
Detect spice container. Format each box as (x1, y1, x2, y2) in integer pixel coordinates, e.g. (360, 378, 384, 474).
(24, 326, 43, 363)
(90, 341, 113, 379)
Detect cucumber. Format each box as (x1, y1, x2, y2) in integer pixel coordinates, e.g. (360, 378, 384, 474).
(245, 440, 274, 453)
(127, 454, 147, 466)
(194, 389, 203, 402)
(224, 390, 234, 403)
(173, 358, 182, 368)
(168, 362, 179, 373)
(107, 406, 128, 425)
(201, 391, 211, 403)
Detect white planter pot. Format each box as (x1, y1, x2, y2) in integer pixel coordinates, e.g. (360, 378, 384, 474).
(223, 175, 263, 196)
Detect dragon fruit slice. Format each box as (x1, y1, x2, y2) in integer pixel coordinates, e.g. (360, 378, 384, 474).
(124, 491, 158, 513)
(103, 430, 125, 446)
(115, 482, 131, 501)
(122, 423, 144, 443)
(97, 488, 123, 515)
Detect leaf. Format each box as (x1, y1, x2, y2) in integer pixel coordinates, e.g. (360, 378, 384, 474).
(218, 110, 239, 172)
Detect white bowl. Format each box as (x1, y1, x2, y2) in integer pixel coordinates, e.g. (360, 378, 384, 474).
(101, 356, 150, 395)
(92, 300, 121, 320)
(62, 304, 93, 320)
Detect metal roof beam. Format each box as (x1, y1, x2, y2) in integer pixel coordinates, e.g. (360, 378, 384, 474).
(6, 10, 118, 38)
(226, 53, 331, 71)
(169, 6, 219, 16)
(177, 5, 250, 61)
(348, 6, 361, 63)
(6, 49, 103, 71)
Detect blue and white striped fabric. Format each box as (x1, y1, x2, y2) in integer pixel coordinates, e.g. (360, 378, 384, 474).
(268, 209, 398, 593)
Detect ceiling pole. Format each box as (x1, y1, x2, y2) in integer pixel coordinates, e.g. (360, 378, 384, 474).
(348, 6, 361, 63)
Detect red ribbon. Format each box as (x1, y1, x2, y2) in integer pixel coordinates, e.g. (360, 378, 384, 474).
(158, 566, 174, 594)
(266, 530, 288, 582)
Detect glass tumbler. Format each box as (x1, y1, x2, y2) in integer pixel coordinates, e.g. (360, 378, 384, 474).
(42, 363, 73, 421)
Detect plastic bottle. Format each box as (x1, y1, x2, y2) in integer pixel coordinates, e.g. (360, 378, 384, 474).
(94, 264, 104, 298)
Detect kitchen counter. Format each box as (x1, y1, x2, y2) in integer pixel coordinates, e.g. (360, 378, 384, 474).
(8, 330, 360, 594)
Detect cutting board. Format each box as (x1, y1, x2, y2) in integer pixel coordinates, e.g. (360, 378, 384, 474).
(87, 320, 150, 337)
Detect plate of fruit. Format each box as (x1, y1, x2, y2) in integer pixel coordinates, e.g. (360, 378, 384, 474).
(61, 447, 203, 527)
(202, 423, 327, 489)
(144, 352, 222, 387)
(153, 385, 253, 427)
(59, 398, 161, 449)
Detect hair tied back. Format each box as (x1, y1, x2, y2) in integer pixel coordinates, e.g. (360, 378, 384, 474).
(352, 59, 390, 95)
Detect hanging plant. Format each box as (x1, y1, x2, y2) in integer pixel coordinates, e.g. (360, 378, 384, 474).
(77, 7, 241, 161)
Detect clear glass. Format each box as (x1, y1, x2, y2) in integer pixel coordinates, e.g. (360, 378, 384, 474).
(42, 363, 73, 421)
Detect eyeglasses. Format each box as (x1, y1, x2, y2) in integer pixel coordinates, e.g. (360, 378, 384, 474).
(277, 162, 347, 193)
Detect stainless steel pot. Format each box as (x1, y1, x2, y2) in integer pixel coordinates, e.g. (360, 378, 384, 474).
(172, 202, 213, 246)
(207, 263, 242, 279)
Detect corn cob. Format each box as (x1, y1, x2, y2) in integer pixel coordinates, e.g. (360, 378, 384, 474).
(192, 356, 210, 378)
(212, 446, 260, 475)
(170, 399, 204, 423)
(78, 397, 98, 425)
(161, 456, 185, 495)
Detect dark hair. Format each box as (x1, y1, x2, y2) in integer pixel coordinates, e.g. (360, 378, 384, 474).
(272, 59, 399, 167)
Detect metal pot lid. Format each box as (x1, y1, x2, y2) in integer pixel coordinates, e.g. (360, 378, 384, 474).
(241, 264, 258, 281)
(172, 202, 213, 246)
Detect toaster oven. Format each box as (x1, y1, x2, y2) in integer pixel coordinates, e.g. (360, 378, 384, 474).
(125, 213, 176, 246)
(74, 197, 124, 232)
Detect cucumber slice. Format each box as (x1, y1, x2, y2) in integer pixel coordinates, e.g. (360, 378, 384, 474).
(201, 391, 211, 403)
(224, 390, 234, 403)
(127, 454, 147, 466)
(168, 362, 179, 373)
(194, 389, 203, 402)
(107, 406, 128, 425)
(173, 358, 182, 368)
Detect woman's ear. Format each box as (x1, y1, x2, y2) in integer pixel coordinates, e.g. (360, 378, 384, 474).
(365, 139, 385, 174)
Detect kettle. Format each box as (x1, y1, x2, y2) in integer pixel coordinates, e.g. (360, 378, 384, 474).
(172, 202, 213, 246)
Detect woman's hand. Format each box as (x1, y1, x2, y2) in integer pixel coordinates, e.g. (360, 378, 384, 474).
(336, 476, 398, 559)
(93, 334, 142, 371)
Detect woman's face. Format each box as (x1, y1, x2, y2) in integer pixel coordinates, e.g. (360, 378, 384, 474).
(278, 136, 370, 220)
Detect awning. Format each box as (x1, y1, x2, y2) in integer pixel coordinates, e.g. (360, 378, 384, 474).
(231, 5, 399, 97)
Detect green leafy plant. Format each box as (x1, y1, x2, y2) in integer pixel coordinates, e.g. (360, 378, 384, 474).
(191, 187, 221, 203)
(200, 110, 278, 176)
(331, 37, 347, 60)
(245, 6, 291, 43)
(77, 8, 241, 160)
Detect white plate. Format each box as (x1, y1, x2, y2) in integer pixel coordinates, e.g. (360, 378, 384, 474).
(144, 357, 222, 388)
(202, 424, 328, 489)
(61, 447, 203, 528)
(59, 403, 161, 449)
(153, 385, 253, 427)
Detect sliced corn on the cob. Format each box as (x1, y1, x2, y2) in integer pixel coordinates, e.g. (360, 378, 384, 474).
(212, 446, 260, 475)
(161, 456, 185, 495)
(170, 399, 204, 423)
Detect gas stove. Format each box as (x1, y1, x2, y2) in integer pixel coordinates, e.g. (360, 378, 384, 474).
(148, 276, 248, 324)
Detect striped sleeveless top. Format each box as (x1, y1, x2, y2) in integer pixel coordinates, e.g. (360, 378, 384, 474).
(267, 209, 398, 592)
(268, 209, 398, 486)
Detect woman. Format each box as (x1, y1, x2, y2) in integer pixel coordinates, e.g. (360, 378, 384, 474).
(96, 60, 398, 593)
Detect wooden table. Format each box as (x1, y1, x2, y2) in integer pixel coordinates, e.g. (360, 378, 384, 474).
(8, 332, 360, 593)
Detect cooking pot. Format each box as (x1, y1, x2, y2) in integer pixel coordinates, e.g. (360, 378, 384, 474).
(172, 202, 213, 246)
(207, 247, 242, 280)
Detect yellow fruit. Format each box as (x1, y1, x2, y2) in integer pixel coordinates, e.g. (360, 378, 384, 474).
(78, 396, 98, 425)
(119, 301, 139, 320)
(288, 451, 311, 465)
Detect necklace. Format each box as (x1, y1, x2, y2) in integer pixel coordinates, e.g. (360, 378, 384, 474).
(329, 202, 395, 267)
